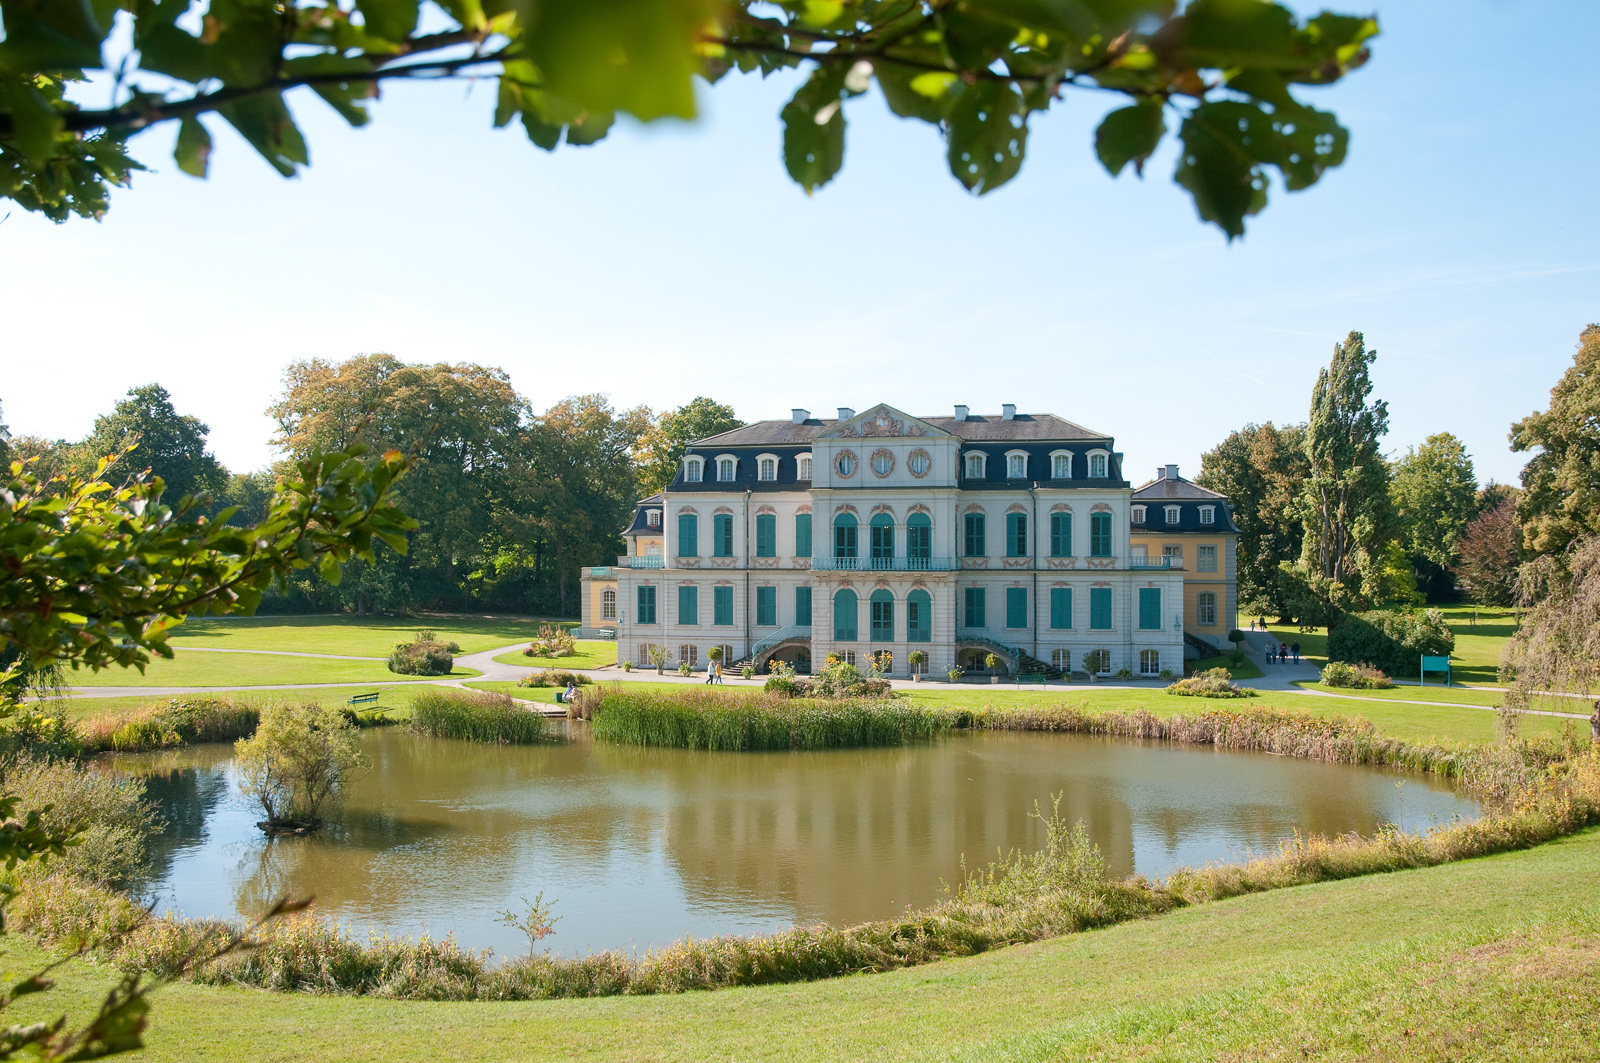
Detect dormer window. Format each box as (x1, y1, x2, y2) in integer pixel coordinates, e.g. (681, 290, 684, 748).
(1200, 505, 1216, 525)
(647, 509, 661, 528)
(1006, 451, 1028, 479)
(684, 456, 703, 483)
(1165, 505, 1181, 525)
(1131, 505, 1146, 525)
(798, 454, 813, 480)
(1088, 452, 1108, 478)
(965, 452, 987, 479)
(717, 457, 736, 482)
(757, 455, 777, 481)
(1051, 451, 1073, 479)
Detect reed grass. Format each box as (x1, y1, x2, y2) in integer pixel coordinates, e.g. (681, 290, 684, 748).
(589, 685, 953, 750)
(408, 689, 552, 744)
(75, 696, 261, 753)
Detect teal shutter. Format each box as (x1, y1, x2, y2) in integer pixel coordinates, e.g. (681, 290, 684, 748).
(833, 590, 857, 640)
(756, 514, 776, 557)
(1139, 587, 1161, 630)
(756, 586, 777, 626)
(795, 586, 812, 626)
(1005, 587, 1027, 628)
(1090, 587, 1112, 629)
(713, 514, 734, 557)
(795, 513, 812, 557)
(964, 587, 986, 628)
(713, 586, 734, 626)
(1090, 512, 1112, 557)
(678, 514, 698, 557)
(678, 585, 698, 626)
(1050, 587, 1072, 629)
(637, 585, 657, 624)
(1050, 512, 1071, 557)
(1007, 514, 1027, 557)
(964, 513, 986, 556)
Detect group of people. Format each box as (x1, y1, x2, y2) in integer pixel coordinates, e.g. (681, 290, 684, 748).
(703, 659, 724, 684)
(1248, 619, 1301, 664)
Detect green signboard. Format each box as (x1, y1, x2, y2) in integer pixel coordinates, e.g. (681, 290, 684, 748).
(1420, 655, 1451, 687)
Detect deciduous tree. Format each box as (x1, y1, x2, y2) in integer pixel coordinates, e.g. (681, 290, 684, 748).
(636, 397, 744, 496)
(1453, 498, 1521, 607)
(1390, 430, 1477, 599)
(1197, 421, 1308, 619)
(76, 383, 229, 504)
(1510, 324, 1600, 558)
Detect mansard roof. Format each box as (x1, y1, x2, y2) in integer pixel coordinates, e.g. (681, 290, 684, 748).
(693, 409, 1110, 447)
(1131, 476, 1229, 501)
(622, 493, 664, 536)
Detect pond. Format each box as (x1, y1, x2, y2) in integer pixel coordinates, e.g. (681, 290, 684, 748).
(123, 726, 1477, 958)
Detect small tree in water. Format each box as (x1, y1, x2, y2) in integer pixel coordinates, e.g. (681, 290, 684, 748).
(236, 703, 368, 833)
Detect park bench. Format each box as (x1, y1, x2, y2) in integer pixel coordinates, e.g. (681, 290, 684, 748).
(347, 692, 380, 706)
(1015, 674, 1049, 685)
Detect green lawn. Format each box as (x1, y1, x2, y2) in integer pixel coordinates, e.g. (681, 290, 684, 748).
(1266, 604, 1519, 687)
(1291, 679, 1508, 708)
(165, 614, 557, 656)
(490, 639, 618, 669)
(44, 685, 445, 724)
(12, 828, 1600, 1062)
(61, 653, 479, 688)
(1188, 653, 1264, 680)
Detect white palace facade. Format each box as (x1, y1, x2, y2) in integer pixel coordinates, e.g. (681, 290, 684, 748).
(580, 404, 1237, 679)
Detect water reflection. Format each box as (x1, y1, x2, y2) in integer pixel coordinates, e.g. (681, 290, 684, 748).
(114, 728, 1476, 957)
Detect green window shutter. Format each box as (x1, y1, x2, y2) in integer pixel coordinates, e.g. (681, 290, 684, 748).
(1050, 512, 1071, 557)
(637, 585, 657, 625)
(833, 590, 857, 641)
(965, 513, 986, 556)
(1090, 512, 1112, 557)
(1005, 587, 1027, 628)
(678, 585, 698, 626)
(1139, 587, 1161, 630)
(907, 514, 931, 560)
(1090, 587, 1112, 629)
(1050, 587, 1072, 629)
(870, 593, 894, 641)
(795, 513, 812, 558)
(1006, 514, 1027, 557)
(756, 514, 776, 557)
(714, 514, 734, 557)
(907, 591, 931, 641)
(678, 514, 698, 557)
(964, 587, 986, 628)
(795, 586, 812, 626)
(714, 586, 734, 626)
(756, 586, 777, 626)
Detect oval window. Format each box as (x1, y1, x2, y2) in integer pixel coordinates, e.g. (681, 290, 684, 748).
(836, 450, 857, 477)
(907, 449, 931, 477)
(871, 449, 894, 477)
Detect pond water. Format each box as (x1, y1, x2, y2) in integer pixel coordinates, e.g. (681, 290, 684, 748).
(122, 726, 1477, 957)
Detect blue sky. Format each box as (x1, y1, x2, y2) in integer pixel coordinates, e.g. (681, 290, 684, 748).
(2, 0, 1595, 487)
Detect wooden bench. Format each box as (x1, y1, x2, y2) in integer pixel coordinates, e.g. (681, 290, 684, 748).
(1015, 674, 1049, 685)
(347, 692, 380, 706)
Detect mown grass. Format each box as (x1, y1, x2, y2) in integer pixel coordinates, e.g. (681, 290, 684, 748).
(1187, 653, 1264, 680)
(490, 640, 617, 669)
(62, 653, 480, 689)
(589, 686, 952, 750)
(165, 614, 560, 656)
(43, 685, 436, 725)
(408, 689, 553, 744)
(1291, 679, 1508, 707)
(1264, 604, 1519, 687)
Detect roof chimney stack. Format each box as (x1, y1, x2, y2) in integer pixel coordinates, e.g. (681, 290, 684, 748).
(837, 407, 855, 422)
(1166, 464, 1180, 480)
(791, 408, 810, 425)
(1001, 404, 1016, 421)
(953, 405, 969, 421)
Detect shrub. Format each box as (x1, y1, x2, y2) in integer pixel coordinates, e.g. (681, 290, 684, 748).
(763, 660, 801, 697)
(1115, 668, 1133, 679)
(591, 687, 950, 750)
(1165, 668, 1258, 699)
(517, 670, 593, 689)
(947, 666, 965, 682)
(802, 660, 893, 700)
(4, 759, 160, 890)
(1327, 609, 1454, 675)
(522, 624, 576, 659)
(79, 696, 260, 753)
(706, 646, 725, 662)
(678, 662, 693, 676)
(409, 689, 553, 744)
(1320, 660, 1395, 689)
(235, 703, 368, 831)
(388, 632, 456, 676)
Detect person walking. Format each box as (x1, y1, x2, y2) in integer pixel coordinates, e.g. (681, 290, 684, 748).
(704, 658, 715, 684)
(1291, 641, 1301, 664)
(1279, 642, 1289, 663)
(713, 659, 724, 685)
(1265, 643, 1274, 664)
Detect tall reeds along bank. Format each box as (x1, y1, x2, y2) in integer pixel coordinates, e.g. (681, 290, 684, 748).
(590, 686, 953, 751)
(77, 696, 261, 753)
(408, 689, 552, 744)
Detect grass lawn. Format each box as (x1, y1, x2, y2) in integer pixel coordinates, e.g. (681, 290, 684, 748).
(490, 639, 618, 669)
(1187, 653, 1264, 680)
(165, 614, 557, 656)
(61, 654, 479, 688)
(43, 685, 445, 724)
(1291, 679, 1507, 708)
(11, 827, 1600, 1062)
(1266, 604, 1519, 687)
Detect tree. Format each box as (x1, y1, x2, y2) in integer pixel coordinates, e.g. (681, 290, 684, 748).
(1390, 431, 1477, 599)
(1298, 330, 1394, 607)
(1510, 324, 1600, 558)
(636, 397, 744, 496)
(76, 383, 229, 504)
(2, 1, 1377, 239)
(1501, 535, 1600, 722)
(1453, 497, 1521, 607)
(1197, 421, 1308, 618)
(235, 702, 368, 831)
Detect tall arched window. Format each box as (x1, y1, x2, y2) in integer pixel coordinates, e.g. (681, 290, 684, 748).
(869, 589, 895, 642)
(869, 513, 895, 568)
(833, 513, 859, 561)
(833, 589, 858, 641)
(906, 512, 932, 567)
(906, 589, 932, 642)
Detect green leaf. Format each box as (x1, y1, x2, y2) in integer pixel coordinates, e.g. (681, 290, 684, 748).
(135, 22, 210, 83)
(319, 551, 342, 586)
(1174, 100, 1268, 240)
(217, 93, 308, 177)
(565, 110, 615, 146)
(0, 76, 66, 167)
(0, 0, 107, 70)
(945, 81, 1029, 195)
(780, 65, 849, 193)
(524, 0, 710, 123)
(874, 65, 950, 124)
(1095, 99, 1165, 177)
(173, 116, 212, 178)
(204, 1, 283, 87)
(355, 0, 421, 43)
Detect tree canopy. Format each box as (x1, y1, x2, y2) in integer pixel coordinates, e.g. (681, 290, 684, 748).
(1510, 324, 1600, 558)
(78, 383, 230, 503)
(636, 396, 744, 496)
(1196, 420, 1307, 618)
(1, 0, 1378, 238)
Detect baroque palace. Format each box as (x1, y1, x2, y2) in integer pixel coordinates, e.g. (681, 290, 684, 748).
(580, 404, 1238, 679)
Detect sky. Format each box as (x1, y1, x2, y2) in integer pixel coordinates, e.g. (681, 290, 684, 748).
(2, 0, 1596, 488)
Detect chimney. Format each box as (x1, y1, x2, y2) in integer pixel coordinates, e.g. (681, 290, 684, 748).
(953, 405, 969, 421)
(1001, 404, 1016, 421)
(791, 408, 810, 425)
(837, 407, 855, 422)
(1166, 464, 1180, 480)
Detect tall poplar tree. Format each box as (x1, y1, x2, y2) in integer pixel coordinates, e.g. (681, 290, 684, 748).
(1510, 324, 1600, 558)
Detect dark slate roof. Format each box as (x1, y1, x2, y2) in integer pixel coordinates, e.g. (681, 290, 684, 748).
(693, 413, 1110, 447)
(1130, 477, 1240, 534)
(1131, 476, 1229, 501)
(622, 493, 664, 536)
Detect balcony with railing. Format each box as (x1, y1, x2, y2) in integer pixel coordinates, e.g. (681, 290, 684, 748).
(615, 554, 665, 569)
(1128, 555, 1178, 570)
(582, 566, 618, 579)
(811, 555, 955, 572)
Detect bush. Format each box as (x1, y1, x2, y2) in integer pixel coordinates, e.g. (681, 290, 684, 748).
(1165, 668, 1258, 699)
(409, 689, 553, 744)
(591, 686, 950, 750)
(947, 666, 965, 682)
(1327, 609, 1454, 675)
(522, 624, 576, 659)
(801, 660, 893, 700)
(4, 759, 161, 890)
(78, 696, 260, 753)
(388, 631, 456, 676)
(1320, 661, 1395, 689)
(763, 660, 801, 697)
(517, 671, 593, 689)
(235, 703, 368, 832)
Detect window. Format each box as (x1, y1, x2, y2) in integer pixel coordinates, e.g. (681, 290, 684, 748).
(1197, 592, 1217, 626)
(1198, 544, 1217, 573)
(1007, 453, 1027, 479)
(602, 589, 617, 620)
(759, 457, 776, 481)
(1165, 505, 1181, 525)
(833, 589, 858, 641)
(1140, 649, 1160, 675)
(756, 586, 777, 627)
(907, 512, 932, 564)
(1199, 505, 1215, 525)
(1163, 544, 1184, 566)
(964, 587, 986, 628)
(1050, 511, 1072, 557)
(1050, 587, 1072, 629)
(647, 509, 661, 528)
(1089, 452, 1108, 478)
(834, 513, 858, 559)
(638, 643, 656, 667)
(798, 454, 813, 480)
(1052, 452, 1072, 479)
(908, 449, 931, 477)
(870, 514, 895, 567)
(835, 450, 857, 478)
(684, 457, 703, 483)
(1006, 513, 1027, 557)
(713, 514, 734, 557)
(1092, 649, 1112, 674)
(870, 590, 894, 642)
(838, 650, 857, 667)
(1131, 505, 1146, 526)
(871, 449, 894, 477)
(870, 650, 894, 673)
(637, 585, 657, 625)
(679, 644, 699, 667)
(1089, 587, 1112, 629)
(795, 586, 812, 626)
(795, 513, 813, 557)
(718, 457, 736, 482)
(678, 513, 698, 557)
(713, 585, 734, 626)
(964, 452, 986, 479)
(964, 512, 986, 557)
(717, 644, 735, 666)
(678, 585, 698, 626)
(907, 589, 931, 642)
(755, 514, 776, 557)
(1138, 587, 1162, 630)
(1051, 649, 1071, 672)
(1005, 588, 1027, 629)
(1089, 512, 1112, 557)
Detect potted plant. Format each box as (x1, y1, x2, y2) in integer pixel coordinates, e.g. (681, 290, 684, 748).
(985, 653, 1002, 684)
(1085, 650, 1103, 682)
(741, 663, 756, 680)
(650, 644, 669, 675)
(908, 649, 927, 681)
(1227, 628, 1247, 665)
(621, 660, 633, 673)
(946, 665, 965, 683)
(678, 662, 693, 677)
(707, 645, 725, 665)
